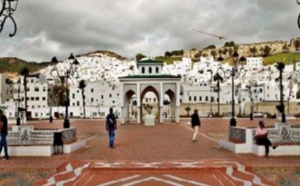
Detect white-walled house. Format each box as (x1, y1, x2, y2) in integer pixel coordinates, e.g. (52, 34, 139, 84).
(1, 55, 300, 121)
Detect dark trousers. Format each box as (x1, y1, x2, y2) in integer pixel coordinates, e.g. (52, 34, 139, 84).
(256, 137, 272, 155)
(0, 133, 8, 158)
(108, 129, 115, 147)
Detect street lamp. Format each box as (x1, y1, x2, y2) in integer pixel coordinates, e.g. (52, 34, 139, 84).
(50, 53, 80, 128)
(15, 78, 21, 125)
(0, 0, 19, 37)
(218, 51, 246, 126)
(275, 62, 286, 123)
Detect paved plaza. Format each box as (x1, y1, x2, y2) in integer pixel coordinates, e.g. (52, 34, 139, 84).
(1, 118, 300, 185)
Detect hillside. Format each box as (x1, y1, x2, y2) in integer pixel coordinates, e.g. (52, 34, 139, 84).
(0, 57, 58, 75)
(0, 50, 128, 76)
(78, 50, 128, 61)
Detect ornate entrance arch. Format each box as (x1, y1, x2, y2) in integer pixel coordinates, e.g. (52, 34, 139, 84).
(119, 76, 181, 124)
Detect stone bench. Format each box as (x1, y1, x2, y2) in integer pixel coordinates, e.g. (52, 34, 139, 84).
(252, 143, 300, 156)
(1, 126, 86, 157)
(219, 123, 300, 156)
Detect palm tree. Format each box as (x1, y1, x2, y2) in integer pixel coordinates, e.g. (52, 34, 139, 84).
(19, 67, 29, 120)
(213, 73, 223, 116)
(78, 80, 87, 119)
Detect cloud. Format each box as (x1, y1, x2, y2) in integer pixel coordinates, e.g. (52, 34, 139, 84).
(0, 0, 299, 62)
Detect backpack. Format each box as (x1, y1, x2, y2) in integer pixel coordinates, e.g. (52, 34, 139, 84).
(107, 113, 116, 127)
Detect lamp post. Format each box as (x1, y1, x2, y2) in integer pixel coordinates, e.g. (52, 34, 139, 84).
(0, 0, 19, 37)
(275, 62, 286, 123)
(50, 53, 80, 128)
(218, 51, 245, 126)
(207, 69, 213, 117)
(15, 78, 21, 125)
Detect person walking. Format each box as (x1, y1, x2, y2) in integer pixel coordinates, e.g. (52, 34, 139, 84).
(255, 120, 277, 157)
(0, 109, 9, 160)
(191, 109, 201, 141)
(106, 107, 117, 148)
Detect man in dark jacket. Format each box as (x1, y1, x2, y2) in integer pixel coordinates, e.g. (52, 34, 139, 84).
(0, 109, 9, 160)
(191, 109, 201, 141)
(106, 107, 117, 148)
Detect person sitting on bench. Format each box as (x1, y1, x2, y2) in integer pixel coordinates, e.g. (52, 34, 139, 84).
(255, 120, 277, 157)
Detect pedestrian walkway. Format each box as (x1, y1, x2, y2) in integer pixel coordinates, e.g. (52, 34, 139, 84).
(1, 118, 300, 185)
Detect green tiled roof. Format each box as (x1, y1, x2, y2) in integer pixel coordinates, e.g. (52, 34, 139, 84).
(137, 59, 163, 64)
(119, 74, 181, 79)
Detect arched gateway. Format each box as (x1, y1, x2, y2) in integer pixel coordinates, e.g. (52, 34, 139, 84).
(119, 59, 181, 124)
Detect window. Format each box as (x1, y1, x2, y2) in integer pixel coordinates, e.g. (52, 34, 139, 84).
(149, 67, 152, 74)
(42, 97, 46, 101)
(199, 96, 202, 101)
(43, 87, 46, 91)
(153, 98, 156, 102)
(156, 67, 159, 73)
(142, 67, 145, 74)
(31, 97, 34, 101)
(77, 101, 80, 106)
(31, 79, 34, 83)
(72, 93, 75, 99)
(32, 105, 35, 109)
(36, 97, 39, 101)
(205, 96, 208, 101)
(194, 96, 197, 101)
(109, 94, 112, 98)
(91, 98, 94, 102)
(189, 96, 191, 101)
(112, 100, 115, 104)
(91, 88, 94, 93)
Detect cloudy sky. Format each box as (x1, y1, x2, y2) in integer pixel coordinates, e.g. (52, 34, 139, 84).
(0, 0, 299, 62)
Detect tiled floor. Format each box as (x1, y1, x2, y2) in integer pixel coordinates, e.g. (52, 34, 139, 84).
(1, 118, 300, 185)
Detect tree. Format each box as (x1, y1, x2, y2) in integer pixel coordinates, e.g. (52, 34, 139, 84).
(282, 43, 289, 53)
(224, 41, 235, 47)
(165, 51, 171, 57)
(249, 46, 257, 56)
(263, 45, 272, 57)
(294, 40, 300, 51)
(194, 51, 202, 59)
(52, 77, 68, 107)
(203, 45, 216, 50)
(222, 48, 228, 57)
(78, 80, 87, 119)
(19, 67, 29, 120)
(259, 47, 264, 56)
(129, 65, 135, 71)
(210, 50, 217, 58)
(185, 106, 191, 116)
(213, 73, 223, 116)
(136, 53, 146, 61)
